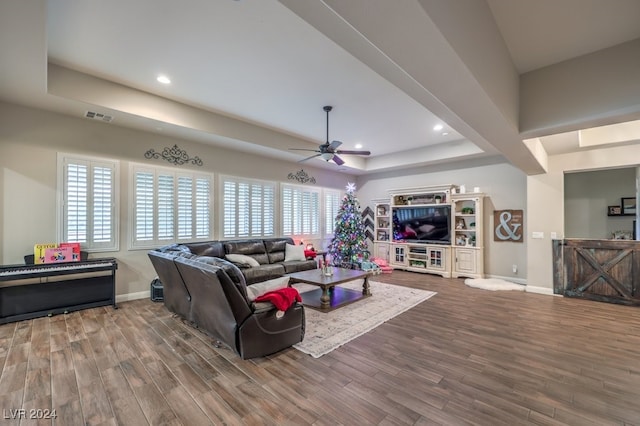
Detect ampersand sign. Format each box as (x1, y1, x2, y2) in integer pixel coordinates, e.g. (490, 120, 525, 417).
(493, 209, 524, 242)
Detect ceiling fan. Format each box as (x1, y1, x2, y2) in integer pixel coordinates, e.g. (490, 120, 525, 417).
(290, 106, 371, 165)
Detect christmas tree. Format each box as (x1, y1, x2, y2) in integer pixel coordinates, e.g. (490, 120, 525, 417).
(327, 183, 369, 267)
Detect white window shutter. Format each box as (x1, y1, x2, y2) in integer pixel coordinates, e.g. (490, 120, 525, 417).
(61, 155, 118, 251)
(131, 164, 213, 248)
(221, 175, 275, 238)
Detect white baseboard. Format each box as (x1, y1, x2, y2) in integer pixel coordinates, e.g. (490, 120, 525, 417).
(486, 274, 556, 296)
(486, 274, 527, 286)
(524, 286, 557, 296)
(116, 290, 150, 303)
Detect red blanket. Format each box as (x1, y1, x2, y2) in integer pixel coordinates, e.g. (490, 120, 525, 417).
(254, 287, 302, 311)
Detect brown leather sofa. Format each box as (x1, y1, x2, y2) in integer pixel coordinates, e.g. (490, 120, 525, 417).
(176, 237, 317, 284)
(148, 248, 306, 359)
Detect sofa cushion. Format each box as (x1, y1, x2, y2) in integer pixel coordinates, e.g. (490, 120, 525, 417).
(157, 243, 192, 254)
(175, 251, 197, 260)
(224, 240, 269, 265)
(243, 264, 286, 285)
(194, 255, 246, 287)
(225, 253, 260, 267)
(264, 238, 294, 262)
(283, 259, 318, 274)
(264, 238, 290, 263)
(284, 244, 306, 262)
(246, 276, 290, 301)
(184, 241, 225, 258)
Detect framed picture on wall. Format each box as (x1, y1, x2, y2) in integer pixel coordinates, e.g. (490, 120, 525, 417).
(608, 205, 621, 216)
(621, 197, 636, 215)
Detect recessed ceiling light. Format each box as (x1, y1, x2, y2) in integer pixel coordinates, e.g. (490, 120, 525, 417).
(433, 124, 443, 131)
(355, 143, 363, 149)
(442, 132, 449, 136)
(157, 75, 171, 84)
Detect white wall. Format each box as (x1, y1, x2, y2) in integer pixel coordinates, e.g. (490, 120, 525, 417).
(0, 102, 354, 296)
(564, 168, 636, 239)
(356, 159, 527, 280)
(520, 38, 640, 136)
(527, 144, 640, 293)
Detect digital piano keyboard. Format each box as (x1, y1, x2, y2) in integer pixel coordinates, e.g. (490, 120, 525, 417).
(0, 258, 118, 324)
(0, 259, 117, 279)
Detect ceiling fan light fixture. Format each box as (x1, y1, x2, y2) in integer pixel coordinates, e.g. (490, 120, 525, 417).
(320, 152, 334, 161)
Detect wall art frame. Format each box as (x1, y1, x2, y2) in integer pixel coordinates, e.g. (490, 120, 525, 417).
(621, 197, 636, 215)
(608, 205, 622, 216)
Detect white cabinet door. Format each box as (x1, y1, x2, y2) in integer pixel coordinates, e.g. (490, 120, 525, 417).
(373, 242, 390, 262)
(426, 246, 447, 272)
(391, 244, 408, 266)
(454, 247, 477, 275)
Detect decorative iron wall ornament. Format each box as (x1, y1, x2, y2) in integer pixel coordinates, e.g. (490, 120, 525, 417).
(287, 169, 316, 184)
(145, 144, 203, 166)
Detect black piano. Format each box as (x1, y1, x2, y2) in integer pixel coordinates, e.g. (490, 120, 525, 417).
(0, 258, 118, 324)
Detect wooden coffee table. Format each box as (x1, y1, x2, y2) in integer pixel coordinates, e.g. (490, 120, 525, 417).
(287, 267, 371, 312)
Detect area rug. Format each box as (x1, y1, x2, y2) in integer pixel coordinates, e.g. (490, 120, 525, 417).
(464, 278, 525, 291)
(291, 280, 436, 358)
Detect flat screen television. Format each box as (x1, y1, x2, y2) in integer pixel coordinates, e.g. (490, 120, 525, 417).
(392, 205, 451, 244)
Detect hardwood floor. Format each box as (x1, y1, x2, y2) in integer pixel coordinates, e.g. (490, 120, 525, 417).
(1, 270, 639, 425)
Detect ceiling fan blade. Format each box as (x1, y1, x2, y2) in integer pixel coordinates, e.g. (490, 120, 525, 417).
(289, 107, 371, 161)
(328, 140, 342, 150)
(336, 150, 371, 155)
(298, 153, 321, 163)
(289, 148, 320, 152)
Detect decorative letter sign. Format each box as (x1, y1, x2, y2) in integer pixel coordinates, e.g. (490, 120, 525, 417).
(494, 210, 524, 242)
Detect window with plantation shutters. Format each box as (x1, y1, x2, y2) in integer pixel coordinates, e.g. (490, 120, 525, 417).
(281, 184, 320, 238)
(131, 164, 213, 248)
(221, 176, 275, 238)
(59, 154, 119, 251)
(324, 189, 342, 236)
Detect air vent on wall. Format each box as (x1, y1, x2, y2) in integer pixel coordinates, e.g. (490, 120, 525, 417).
(84, 111, 114, 123)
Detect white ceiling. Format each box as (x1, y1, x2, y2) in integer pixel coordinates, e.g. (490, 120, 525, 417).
(487, 0, 640, 74)
(2, 0, 640, 173)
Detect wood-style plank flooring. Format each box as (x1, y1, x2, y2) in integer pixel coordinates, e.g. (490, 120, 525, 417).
(1, 270, 639, 425)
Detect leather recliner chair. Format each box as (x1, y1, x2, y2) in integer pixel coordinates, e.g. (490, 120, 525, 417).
(148, 251, 305, 359)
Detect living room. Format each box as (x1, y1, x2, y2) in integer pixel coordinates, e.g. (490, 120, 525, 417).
(2, 1, 640, 297)
(2, 1, 640, 424)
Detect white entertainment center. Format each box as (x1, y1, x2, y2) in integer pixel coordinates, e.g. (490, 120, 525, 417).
(372, 185, 485, 279)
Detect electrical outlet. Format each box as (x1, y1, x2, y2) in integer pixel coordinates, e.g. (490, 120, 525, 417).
(512, 264, 518, 274)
